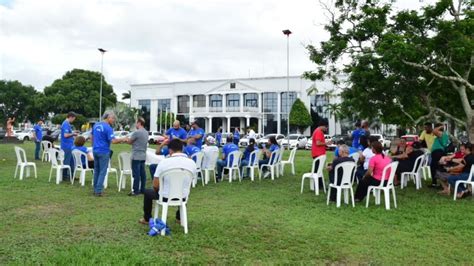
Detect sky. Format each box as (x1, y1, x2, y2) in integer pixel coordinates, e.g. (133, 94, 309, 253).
(0, 0, 436, 100)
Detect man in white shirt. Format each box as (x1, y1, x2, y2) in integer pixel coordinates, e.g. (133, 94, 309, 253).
(202, 136, 219, 170)
(139, 139, 196, 225)
(248, 128, 256, 140)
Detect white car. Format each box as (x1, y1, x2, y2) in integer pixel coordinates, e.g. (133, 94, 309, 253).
(325, 134, 337, 150)
(239, 133, 263, 147)
(305, 138, 312, 150)
(282, 134, 308, 149)
(15, 129, 34, 141)
(258, 134, 285, 146)
(371, 134, 391, 149)
(148, 131, 165, 144)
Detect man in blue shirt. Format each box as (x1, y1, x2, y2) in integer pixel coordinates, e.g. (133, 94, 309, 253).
(33, 119, 44, 160)
(351, 121, 365, 150)
(91, 111, 125, 196)
(184, 137, 201, 160)
(61, 112, 77, 181)
(188, 121, 205, 149)
(334, 140, 359, 158)
(216, 135, 239, 181)
(216, 127, 222, 147)
(233, 128, 240, 145)
(165, 120, 187, 142)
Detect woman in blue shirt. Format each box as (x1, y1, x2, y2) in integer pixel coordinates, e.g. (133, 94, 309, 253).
(233, 128, 240, 145)
(259, 136, 280, 178)
(216, 127, 222, 147)
(72, 136, 94, 168)
(241, 138, 259, 178)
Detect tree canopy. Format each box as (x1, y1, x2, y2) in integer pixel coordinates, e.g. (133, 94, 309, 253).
(289, 98, 313, 133)
(43, 69, 117, 118)
(304, 0, 473, 139)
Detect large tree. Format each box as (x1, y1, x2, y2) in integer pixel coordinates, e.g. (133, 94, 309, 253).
(289, 98, 313, 133)
(43, 69, 117, 118)
(305, 0, 473, 139)
(0, 80, 47, 124)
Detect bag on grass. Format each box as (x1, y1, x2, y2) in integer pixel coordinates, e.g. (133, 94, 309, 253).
(148, 218, 171, 236)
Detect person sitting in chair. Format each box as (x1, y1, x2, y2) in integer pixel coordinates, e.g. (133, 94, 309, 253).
(72, 136, 94, 169)
(392, 141, 425, 186)
(327, 144, 355, 202)
(139, 139, 196, 225)
(216, 135, 239, 181)
(259, 136, 280, 179)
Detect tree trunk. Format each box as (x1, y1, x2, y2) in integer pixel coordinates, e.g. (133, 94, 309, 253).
(469, 114, 474, 142)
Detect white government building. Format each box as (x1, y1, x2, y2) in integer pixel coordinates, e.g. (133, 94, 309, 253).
(130, 76, 341, 136)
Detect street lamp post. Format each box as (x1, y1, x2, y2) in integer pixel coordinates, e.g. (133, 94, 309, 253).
(98, 48, 107, 120)
(282, 29, 292, 148)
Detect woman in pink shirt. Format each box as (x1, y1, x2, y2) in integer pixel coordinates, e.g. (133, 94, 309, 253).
(355, 141, 392, 201)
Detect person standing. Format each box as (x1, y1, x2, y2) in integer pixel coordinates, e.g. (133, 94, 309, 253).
(430, 123, 449, 187)
(216, 127, 222, 147)
(361, 120, 371, 138)
(233, 128, 241, 146)
(351, 121, 365, 150)
(61, 112, 77, 181)
(419, 122, 435, 150)
(165, 120, 187, 142)
(125, 117, 149, 196)
(247, 128, 256, 140)
(312, 119, 330, 159)
(33, 119, 44, 160)
(188, 121, 205, 149)
(91, 112, 124, 197)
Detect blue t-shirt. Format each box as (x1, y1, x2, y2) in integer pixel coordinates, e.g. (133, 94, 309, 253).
(61, 120, 74, 150)
(243, 146, 259, 164)
(216, 132, 222, 144)
(34, 124, 43, 143)
(91, 122, 115, 154)
(233, 130, 240, 141)
(166, 127, 187, 141)
(334, 146, 359, 157)
(160, 146, 169, 157)
(352, 128, 365, 149)
(185, 144, 200, 160)
(223, 143, 239, 165)
(72, 146, 88, 167)
(269, 144, 280, 164)
(188, 127, 205, 149)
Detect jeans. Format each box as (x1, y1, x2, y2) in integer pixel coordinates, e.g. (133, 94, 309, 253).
(93, 152, 110, 194)
(149, 164, 158, 180)
(233, 139, 239, 145)
(34, 141, 41, 160)
(241, 159, 249, 177)
(63, 149, 74, 179)
(355, 165, 366, 182)
(430, 149, 446, 185)
(143, 189, 181, 222)
(132, 160, 147, 194)
(216, 160, 227, 178)
(448, 172, 470, 192)
(258, 159, 270, 173)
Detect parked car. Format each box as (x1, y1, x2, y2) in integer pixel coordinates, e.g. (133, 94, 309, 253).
(15, 129, 34, 141)
(401, 135, 419, 146)
(305, 138, 312, 150)
(371, 134, 391, 149)
(258, 134, 285, 147)
(282, 134, 308, 149)
(239, 133, 263, 147)
(148, 131, 165, 144)
(0, 129, 6, 139)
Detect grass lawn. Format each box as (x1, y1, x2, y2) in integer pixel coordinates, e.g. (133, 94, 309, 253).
(0, 142, 473, 264)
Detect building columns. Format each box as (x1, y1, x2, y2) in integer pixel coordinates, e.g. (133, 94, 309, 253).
(240, 93, 244, 113)
(150, 100, 158, 132)
(277, 92, 282, 134)
(245, 116, 250, 127)
(208, 117, 213, 133)
(222, 94, 226, 113)
(189, 95, 193, 115)
(226, 116, 231, 133)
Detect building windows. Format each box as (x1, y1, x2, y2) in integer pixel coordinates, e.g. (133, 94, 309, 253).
(138, 99, 151, 130)
(244, 93, 258, 107)
(157, 99, 171, 112)
(263, 92, 277, 113)
(177, 95, 190, 114)
(281, 92, 297, 114)
(263, 114, 277, 135)
(193, 95, 206, 108)
(227, 94, 240, 107)
(310, 94, 329, 118)
(210, 94, 222, 107)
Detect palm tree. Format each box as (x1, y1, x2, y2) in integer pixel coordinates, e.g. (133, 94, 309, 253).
(326, 103, 342, 126)
(122, 90, 131, 107)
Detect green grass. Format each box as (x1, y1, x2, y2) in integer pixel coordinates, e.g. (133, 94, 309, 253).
(0, 142, 473, 264)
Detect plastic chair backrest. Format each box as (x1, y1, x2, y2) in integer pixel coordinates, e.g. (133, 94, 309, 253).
(350, 152, 360, 163)
(118, 152, 131, 171)
(227, 151, 241, 168)
(41, 141, 52, 151)
(411, 155, 424, 173)
(379, 161, 399, 187)
(203, 149, 219, 170)
(422, 153, 430, 167)
(49, 149, 60, 167)
(14, 146, 27, 164)
(311, 155, 327, 176)
(72, 150, 88, 170)
(268, 150, 279, 165)
(334, 161, 357, 186)
(467, 165, 474, 182)
(159, 168, 194, 203)
(191, 152, 204, 170)
(248, 150, 260, 167)
(288, 147, 297, 162)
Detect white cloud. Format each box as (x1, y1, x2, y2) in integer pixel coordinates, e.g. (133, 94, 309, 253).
(0, 0, 438, 98)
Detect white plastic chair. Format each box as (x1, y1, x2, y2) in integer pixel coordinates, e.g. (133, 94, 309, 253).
(259, 150, 280, 181)
(49, 149, 72, 184)
(191, 152, 204, 187)
(327, 161, 357, 208)
(300, 155, 327, 195)
(202, 150, 219, 184)
(349, 152, 360, 164)
(223, 151, 242, 183)
(400, 155, 424, 190)
(72, 149, 94, 186)
(420, 152, 431, 180)
(366, 161, 399, 210)
(276, 147, 285, 177)
(104, 160, 118, 189)
(453, 165, 474, 201)
(281, 147, 297, 175)
(41, 141, 53, 162)
(153, 168, 194, 235)
(242, 150, 261, 181)
(117, 152, 133, 192)
(14, 146, 37, 180)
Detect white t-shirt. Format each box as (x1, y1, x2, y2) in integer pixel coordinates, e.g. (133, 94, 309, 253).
(202, 145, 219, 169)
(362, 148, 375, 170)
(248, 129, 256, 140)
(154, 153, 196, 199)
